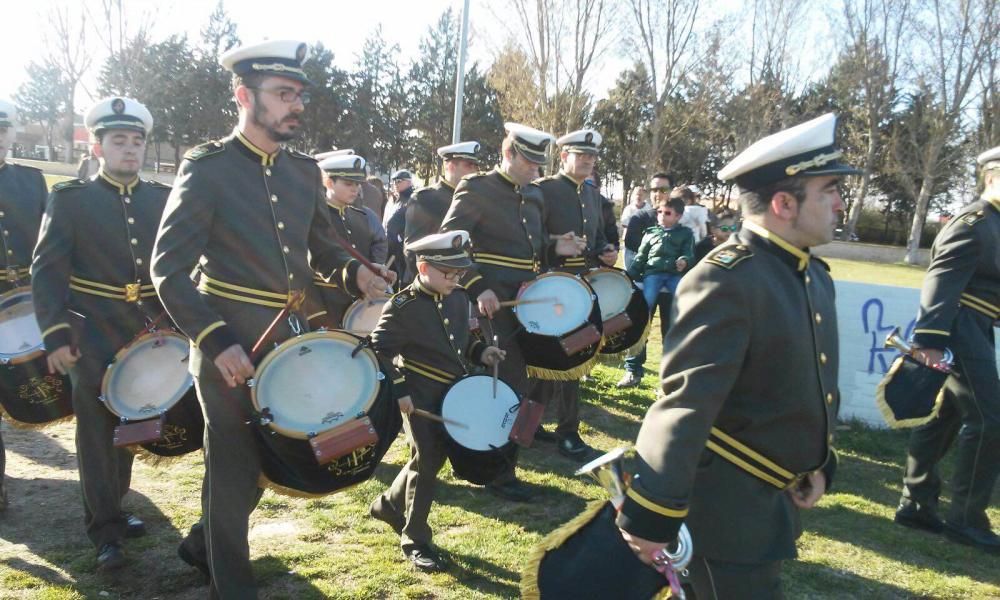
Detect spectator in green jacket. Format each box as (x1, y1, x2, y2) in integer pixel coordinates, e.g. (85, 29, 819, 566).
(626, 194, 695, 313)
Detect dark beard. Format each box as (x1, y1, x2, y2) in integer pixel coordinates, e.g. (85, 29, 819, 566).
(252, 102, 300, 143)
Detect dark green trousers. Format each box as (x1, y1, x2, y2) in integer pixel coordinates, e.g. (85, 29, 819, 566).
(684, 555, 784, 599)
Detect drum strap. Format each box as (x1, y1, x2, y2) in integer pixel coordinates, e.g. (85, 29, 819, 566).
(400, 357, 458, 385)
(704, 427, 801, 490)
(959, 293, 1000, 319)
(69, 275, 156, 301)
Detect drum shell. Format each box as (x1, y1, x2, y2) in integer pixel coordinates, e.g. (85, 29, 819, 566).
(598, 286, 650, 355)
(517, 297, 604, 375)
(137, 385, 204, 457)
(0, 352, 73, 426)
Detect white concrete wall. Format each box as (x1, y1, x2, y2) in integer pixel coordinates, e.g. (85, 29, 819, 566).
(835, 280, 1000, 427)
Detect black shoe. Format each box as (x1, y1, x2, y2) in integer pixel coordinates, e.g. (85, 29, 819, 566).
(486, 480, 534, 503)
(944, 522, 1000, 554)
(534, 426, 559, 443)
(122, 512, 146, 538)
(370, 500, 404, 535)
(402, 543, 444, 572)
(97, 543, 126, 572)
(894, 501, 944, 534)
(177, 538, 211, 582)
(558, 433, 596, 462)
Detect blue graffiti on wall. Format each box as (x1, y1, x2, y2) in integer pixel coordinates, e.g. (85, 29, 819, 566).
(861, 297, 916, 374)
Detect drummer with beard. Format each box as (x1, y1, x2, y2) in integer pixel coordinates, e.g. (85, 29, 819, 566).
(31, 97, 168, 570)
(369, 230, 505, 571)
(150, 40, 390, 599)
(308, 152, 389, 329)
(439, 123, 582, 502)
(531, 129, 617, 461)
(0, 99, 48, 513)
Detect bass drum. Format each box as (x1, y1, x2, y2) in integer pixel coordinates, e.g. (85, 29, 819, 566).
(0, 288, 73, 426)
(440, 375, 519, 485)
(250, 330, 402, 496)
(584, 268, 649, 355)
(101, 330, 203, 457)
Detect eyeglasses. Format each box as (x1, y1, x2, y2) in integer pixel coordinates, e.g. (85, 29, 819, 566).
(656, 210, 675, 215)
(249, 87, 312, 105)
(433, 266, 467, 281)
(717, 225, 738, 232)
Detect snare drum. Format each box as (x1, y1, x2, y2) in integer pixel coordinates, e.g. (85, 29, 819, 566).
(0, 288, 73, 426)
(250, 330, 401, 496)
(514, 272, 603, 379)
(341, 297, 388, 336)
(584, 268, 650, 355)
(440, 374, 519, 485)
(101, 330, 203, 457)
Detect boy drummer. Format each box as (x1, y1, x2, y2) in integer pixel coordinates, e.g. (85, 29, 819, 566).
(369, 230, 504, 571)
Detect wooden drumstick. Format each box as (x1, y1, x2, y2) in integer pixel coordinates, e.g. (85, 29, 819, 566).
(412, 408, 469, 429)
(498, 296, 559, 308)
(492, 333, 499, 399)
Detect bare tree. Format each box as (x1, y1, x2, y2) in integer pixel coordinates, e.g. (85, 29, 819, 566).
(84, 0, 154, 94)
(898, 0, 998, 263)
(44, 5, 93, 164)
(840, 0, 910, 240)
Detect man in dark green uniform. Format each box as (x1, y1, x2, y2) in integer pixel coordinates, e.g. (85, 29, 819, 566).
(32, 96, 164, 569)
(440, 122, 579, 501)
(151, 40, 389, 599)
(531, 129, 617, 460)
(0, 99, 48, 513)
(403, 141, 482, 280)
(309, 152, 389, 329)
(615, 113, 854, 598)
(894, 145, 1000, 554)
(369, 230, 505, 571)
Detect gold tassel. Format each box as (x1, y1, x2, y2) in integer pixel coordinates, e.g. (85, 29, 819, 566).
(129, 445, 201, 467)
(527, 338, 606, 381)
(597, 317, 652, 363)
(874, 356, 944, 429)
(520, 499, 608, 599)
(256, 474, 363, 499)
(0, 408, 74, 431)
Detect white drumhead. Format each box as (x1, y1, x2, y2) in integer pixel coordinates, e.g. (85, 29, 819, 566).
(515, 274, 593, 336)
(0, 290, 44, 359)
(253, 331, 381, 439)
(103, 332, 193, 420)
(342, 298, 388, 336)
(440, 375, 519, 451)
(585, 270, 632, 319)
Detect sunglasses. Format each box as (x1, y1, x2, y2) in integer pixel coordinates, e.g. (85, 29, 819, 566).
(649, 186, 671, 193)
(717, 225, 738, 232)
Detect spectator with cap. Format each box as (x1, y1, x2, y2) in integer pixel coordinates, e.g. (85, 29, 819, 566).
(385, 169, 415, 285)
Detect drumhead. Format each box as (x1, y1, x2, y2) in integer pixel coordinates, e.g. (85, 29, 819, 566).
(252, 330, 381, 439)
(0, 288, 44, 362)
(585, 269, 633, 320)
(440, 375, 519, 451)
(102, 331, 193, 421)
(341, 298, 388, 336)
(515, 273, 593, 336)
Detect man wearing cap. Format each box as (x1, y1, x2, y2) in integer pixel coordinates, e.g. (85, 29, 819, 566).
(384, 169, 415, 284)
(151, 40, 389, 598)
(369, 230, 505, 571)
(310, 152, 389, 328)
(531, 129, 616, 460)
(0, 99, 48, 513)
(440, 122, 580, 501)
(32, 96, 167, 569)
(403, 141, 482, 282)
(893, 146, 1000, 554)
(614, 113, 851, 597)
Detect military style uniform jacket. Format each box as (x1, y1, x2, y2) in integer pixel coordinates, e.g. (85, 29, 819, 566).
(626, 225, 696, 279)
(0, 161, 47, 292)
(536, 172, 608, 274)
(911, 198, 1000, 349)
(371, 280, 487, 406)
(403, 179, 457, 279)
(310, 201, 386, 326)
(441, 168, 546, 300)
(151, 131, 360, 367)
(32, 171, 170, 357)
(617, 221, 840, 563)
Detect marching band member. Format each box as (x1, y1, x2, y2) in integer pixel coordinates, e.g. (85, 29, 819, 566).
(32, 97, 166, 569)
(0, 99, 48, 513)
(369, 230, 504, 571)
(616, 114, 853, 598)
(150, 40, 389, 598)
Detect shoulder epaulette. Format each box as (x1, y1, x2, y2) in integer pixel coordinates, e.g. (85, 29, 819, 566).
(959, 209, 986, 226)
(12, 163, 42, 173)
(461, 172, 487, 182)
(185, 140, 225, 161)
(51, 178, 88, 192)
(286, 148, 314, 161)
(705, 244, 753, 270)
(345, 205, 367, 216)
(146, 179, 172, 189)
(813, 256, 831, 272)
(391, 287, 417, 308)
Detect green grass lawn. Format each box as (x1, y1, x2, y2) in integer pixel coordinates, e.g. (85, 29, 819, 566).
(825, 257, 925, 289)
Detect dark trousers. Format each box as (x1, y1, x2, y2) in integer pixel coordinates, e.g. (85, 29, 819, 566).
(530, 379, 581, 438)
(484, 307, 526, 485)
(69, 357, 134, 549)
(902, 313, 1000, 530)
(372, 383, 449, 547)
(194, 361, 264, 600)
(683, 555, 784, 599)
(1, 415, 6, 492)
(624, 292, 673, 376)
